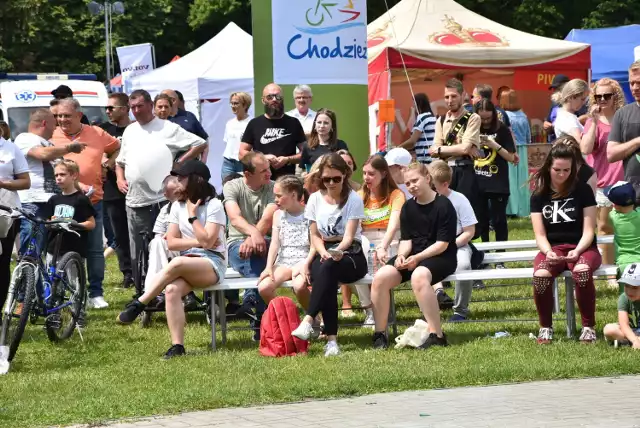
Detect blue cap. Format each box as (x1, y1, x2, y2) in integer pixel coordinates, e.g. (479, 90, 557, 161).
(606, 181, 635, 206)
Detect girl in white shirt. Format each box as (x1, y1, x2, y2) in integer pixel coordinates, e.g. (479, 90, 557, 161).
(553, 79, 590, 142)
(222, 92, 252, 180)
(292, 153, 368, 357)
(117, 160, 226, 359)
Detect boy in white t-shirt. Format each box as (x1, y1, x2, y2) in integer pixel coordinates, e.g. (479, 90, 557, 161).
(429, 160, 478, 321)
(385, 148, 413, 199)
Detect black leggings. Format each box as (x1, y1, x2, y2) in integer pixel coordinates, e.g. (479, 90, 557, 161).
(476, 192, 509, 244)
(308, 251, 368, 336)
(0, 221, 20, 311)
(450, 164, 479, 209)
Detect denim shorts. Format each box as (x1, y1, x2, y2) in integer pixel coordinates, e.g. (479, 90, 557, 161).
(180, 248, 227, 284)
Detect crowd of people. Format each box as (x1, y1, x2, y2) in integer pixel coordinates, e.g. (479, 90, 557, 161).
(2, 60, 640, 360)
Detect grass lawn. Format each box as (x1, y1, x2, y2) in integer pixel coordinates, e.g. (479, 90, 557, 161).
(1, 218, 639, 428)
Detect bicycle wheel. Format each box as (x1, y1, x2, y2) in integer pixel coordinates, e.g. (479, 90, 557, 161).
(45, 252, 86, 342)
(0, 263, 37, 362)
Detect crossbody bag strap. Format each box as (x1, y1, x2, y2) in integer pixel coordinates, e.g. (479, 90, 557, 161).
(445, 112, 472, 146)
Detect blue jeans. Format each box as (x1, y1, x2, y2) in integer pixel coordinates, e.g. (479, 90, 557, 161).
(19, 203, 48, 256)
(221, 157, 244, 182)
(87, 201, 105, 298)
(227, 239, 269, 316)
(103, 207, 116, 249)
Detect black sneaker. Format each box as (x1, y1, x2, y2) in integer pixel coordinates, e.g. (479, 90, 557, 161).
(418, 332, 448, 350)
(147, 295, 165, 310)
(121, 275, 134, 289)
(235, 301, 257, 321)
(372, 331, 389, 349)
(163, 344, 186, 360)
(437, 291, 454, 310)
(76, 309, 87, 328)
(183, 292, 199, 311)
(473, 280, 486, 290)
(225, 302, 241, 316)
(117, 299, 146, 324)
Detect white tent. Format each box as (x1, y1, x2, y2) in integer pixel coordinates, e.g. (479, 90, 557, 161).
(130, 22, 254, 191)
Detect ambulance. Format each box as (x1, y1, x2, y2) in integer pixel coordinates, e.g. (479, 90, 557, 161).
(0, 78, 109, 138)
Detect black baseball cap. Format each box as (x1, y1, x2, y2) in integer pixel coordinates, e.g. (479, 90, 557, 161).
(171, 159, 211, 181)
(605, 181, 636, 207)
(51, 85, 73, 99)
(549, 74, 570, 90)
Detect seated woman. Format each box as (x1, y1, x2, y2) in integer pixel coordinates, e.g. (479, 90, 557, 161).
(291, 153, 368, 357)
(300, 108, 348, 172)
(530, 143, 600, 345)
(553, 135, 596, 193)
(357, 154, 405, 327)
(117, 160, 227, 359)
(370, 163, 458, 350)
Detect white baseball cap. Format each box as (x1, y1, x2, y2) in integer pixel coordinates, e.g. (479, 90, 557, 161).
(385, 148, 412, 167)
(619, 263, 640, 287)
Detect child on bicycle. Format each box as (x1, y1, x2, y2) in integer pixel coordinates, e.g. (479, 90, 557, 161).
(258, 175, 313, 310)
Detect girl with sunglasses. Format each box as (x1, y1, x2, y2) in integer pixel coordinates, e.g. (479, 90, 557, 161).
(580, 78, 625, 281)
(292, 153, 367, 356)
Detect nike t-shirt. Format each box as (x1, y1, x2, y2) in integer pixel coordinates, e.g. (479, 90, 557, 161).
(242, 114, 306, 179)
(530, 181, 596, 246)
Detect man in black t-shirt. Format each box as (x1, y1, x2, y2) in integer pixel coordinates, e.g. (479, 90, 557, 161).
(239, 83, 306, 179)
(99, 92, 134, 289)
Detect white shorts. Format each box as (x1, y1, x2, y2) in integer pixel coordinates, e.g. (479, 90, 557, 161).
(595, 188, 613, 208)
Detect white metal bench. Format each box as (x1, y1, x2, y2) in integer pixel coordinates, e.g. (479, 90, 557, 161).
(204, 235, 617, 350)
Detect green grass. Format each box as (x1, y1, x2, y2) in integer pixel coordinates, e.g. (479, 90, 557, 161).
(1, 217, 639, 428)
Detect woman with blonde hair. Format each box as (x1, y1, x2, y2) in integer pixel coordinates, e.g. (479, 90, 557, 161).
(580, 77, 625, 283)
(553, 79, 590, 142)
(222, 91, 253, 180)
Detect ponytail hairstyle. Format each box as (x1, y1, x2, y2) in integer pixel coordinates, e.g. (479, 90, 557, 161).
(54, 159, 82, 192)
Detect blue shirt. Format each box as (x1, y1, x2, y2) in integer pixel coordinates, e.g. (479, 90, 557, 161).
(505, 110, 531, 145)
(169, 109, 209, 141)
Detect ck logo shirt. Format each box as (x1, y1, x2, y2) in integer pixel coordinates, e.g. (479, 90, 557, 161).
(242, 114, 306, 179)
(530, 181, 596, 246)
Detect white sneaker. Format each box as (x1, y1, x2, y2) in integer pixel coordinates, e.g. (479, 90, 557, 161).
(87, 296, 109, 309)
(579, 326, 597, 344)
(324, 341, 340, 357)
(363, 308, 375, 329)
(291, 321, 314, 341)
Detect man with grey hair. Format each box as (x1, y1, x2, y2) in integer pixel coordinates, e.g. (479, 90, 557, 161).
(608, 60, 640, 204)
(287, 84, 316, 136)
(51, 97, 121, 309)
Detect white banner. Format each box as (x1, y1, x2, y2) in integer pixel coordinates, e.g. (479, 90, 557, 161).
(116, 43, 155, 81)
(272, 0, 368, 85)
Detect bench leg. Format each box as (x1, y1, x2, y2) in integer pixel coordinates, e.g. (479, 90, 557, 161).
(210, 291, 217, 351)
(389, 289, 397, 338)
(564, 278, 577, 338)
(552, 279, 560, 314)
(218, 290, 228, 345)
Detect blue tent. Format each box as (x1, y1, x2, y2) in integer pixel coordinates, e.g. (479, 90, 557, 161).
(565, 25, 640, 103)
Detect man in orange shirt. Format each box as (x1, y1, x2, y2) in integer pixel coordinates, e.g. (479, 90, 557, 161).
(51, 98, 120, 309)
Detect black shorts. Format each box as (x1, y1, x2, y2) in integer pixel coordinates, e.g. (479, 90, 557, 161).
(387, 255, 457, 284)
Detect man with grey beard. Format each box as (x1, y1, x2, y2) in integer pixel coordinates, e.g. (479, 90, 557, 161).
(239, 83, 306, 179)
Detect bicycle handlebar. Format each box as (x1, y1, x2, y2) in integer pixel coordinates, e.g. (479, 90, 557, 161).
(0, 204, 83, 229)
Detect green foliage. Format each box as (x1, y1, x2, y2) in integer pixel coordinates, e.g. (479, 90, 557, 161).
(0, 0, 637, 80)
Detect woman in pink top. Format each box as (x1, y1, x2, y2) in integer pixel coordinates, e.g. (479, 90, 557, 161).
(580, 78, 625, 279)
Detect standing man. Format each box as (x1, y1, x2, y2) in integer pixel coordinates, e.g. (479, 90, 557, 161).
(100, 92, 134, 289)
(239, 83, 306, 180)
(51, 85, 90, 125)
(608, 60, 640, 204)
(15, 109, 85, 255)
(161, 89, 209, 141)
(471, 84, 511, 128)
(286, 85, 316, 137)
(116, 90, 206, 296)
(429, 78, 481, 208)
(50, 98, 120, 309)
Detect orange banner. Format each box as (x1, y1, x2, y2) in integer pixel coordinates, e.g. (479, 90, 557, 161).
(513, 70, 588, 91)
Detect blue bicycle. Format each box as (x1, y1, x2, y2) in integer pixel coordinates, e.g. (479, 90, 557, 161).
(0, 204, 86, 364)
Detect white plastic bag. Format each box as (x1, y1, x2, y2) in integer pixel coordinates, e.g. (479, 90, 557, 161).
(394, 319, 430, 349)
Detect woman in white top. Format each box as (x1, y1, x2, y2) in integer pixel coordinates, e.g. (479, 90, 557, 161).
(118, 160, 227, 359)
(221, 92, 252, 181)
(292, 153, 368, 357)
(553, 79, 590, 142)
(0, 135, 30, 312)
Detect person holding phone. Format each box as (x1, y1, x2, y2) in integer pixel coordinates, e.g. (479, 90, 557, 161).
(529, 144, 600, 345)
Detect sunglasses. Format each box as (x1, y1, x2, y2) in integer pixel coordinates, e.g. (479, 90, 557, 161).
(594, 93, 614, 102)
(105, 106, 127, 111)
(322, 176, 343, 184)
(264, 94, 283, 101)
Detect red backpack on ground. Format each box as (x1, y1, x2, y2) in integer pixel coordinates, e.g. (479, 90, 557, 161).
(260, 296, 308, 357)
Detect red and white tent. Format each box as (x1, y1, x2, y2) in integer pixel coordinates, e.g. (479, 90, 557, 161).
(368, 0, 591, 151)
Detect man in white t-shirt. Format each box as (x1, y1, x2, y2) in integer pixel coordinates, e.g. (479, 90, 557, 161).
(14, 108, 86, 255)
(429, 160, 478, 322)
(286, 85, 316, 136)
(385, 148, 412, 199)
(115, 89, 206, 296)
